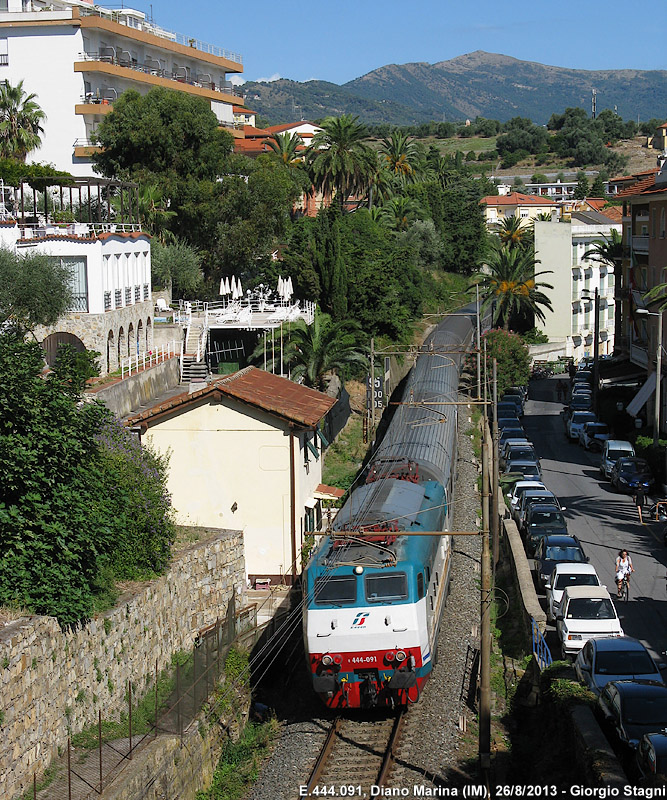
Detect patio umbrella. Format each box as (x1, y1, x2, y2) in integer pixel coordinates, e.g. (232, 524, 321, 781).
(223, 276, 230, 295)
(219, 277, 225, 295)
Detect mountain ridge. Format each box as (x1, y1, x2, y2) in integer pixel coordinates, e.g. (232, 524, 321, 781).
(241, 51, 667, 126)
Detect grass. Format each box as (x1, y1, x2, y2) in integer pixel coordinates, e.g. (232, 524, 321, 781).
(322, 415, 368, 493)
(424, 135, 499, 157)
(70, 651, 187, 748)
(195, 718, 279, 800)
(20, 763, 60, 800)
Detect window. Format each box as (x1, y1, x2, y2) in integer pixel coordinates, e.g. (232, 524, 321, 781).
(314, 576, 356, 605)
(365, 572, 408, 602)
(661, 209, 666, 239)
(0, 38, 7, 67)
(50, 256, 88, 312)
(417, 573, 424, 599)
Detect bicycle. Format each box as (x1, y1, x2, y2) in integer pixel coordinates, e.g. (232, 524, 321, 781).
(617, 573, 630, 603)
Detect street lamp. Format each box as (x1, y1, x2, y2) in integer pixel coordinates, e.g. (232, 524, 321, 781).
(581, 288, 600, 413)
(635, 307, 664, 446)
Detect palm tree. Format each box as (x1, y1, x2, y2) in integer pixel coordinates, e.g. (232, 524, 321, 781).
(306, 115, 375, 210)
(582, 228, 624, 268)
(263, 131, 303, 166)
(255, 311, 367, 391)
(472, 242, 554, 330)
(136, 183, 176, 241)
(380, 196, 421, 232)
(493, 215, 533, 250)
(379, 130, 420, 183)
(0, 80, 46, 161)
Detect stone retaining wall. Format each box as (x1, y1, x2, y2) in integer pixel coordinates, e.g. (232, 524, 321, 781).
(90, 356, 182, 418)
(0, 530, 245, 800)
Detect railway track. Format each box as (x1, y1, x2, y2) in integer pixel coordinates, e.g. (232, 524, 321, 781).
(301, 710, 406, 798)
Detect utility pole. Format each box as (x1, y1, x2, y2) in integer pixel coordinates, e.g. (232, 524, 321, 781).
(492, 358, 499, 568)
(370, 337, 375, 432)
(593, 287, 600, 415)
(476, 284, 482, 400)
(479, 415, 492, 783)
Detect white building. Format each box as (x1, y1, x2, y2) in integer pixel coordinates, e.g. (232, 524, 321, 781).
(534, 212, 622, 362)
(4, 176, 153, 375)
(0, 0, 245, 175)
(126, 367, 337, 584)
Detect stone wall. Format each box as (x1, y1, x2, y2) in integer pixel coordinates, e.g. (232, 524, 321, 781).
(90, 356, 182, 418)
(0, 530, 245, 800)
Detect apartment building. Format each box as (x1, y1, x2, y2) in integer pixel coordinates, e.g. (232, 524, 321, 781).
(534, 212, 621, 362)
(0, 0, 245, 175)
(480, 192, 559, 227)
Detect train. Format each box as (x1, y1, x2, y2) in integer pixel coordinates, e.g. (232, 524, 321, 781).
(302, 308, 477, 709)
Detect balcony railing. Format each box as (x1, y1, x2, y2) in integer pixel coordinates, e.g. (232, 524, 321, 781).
(66, 294, 89, 313)
(115, 289, 122, 308)
(134, 285, 141, 303)
(76, 52, 244, 97)
(78, 6, 243, 64)
(104, 291, 112, 311)
(632, 235, 649, 253)
(143, 284, 149, 301)
(19, 222, 143, 241)
(125, 287, 132, 305)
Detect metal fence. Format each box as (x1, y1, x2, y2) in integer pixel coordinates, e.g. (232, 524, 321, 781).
(30, 598, 255, 799)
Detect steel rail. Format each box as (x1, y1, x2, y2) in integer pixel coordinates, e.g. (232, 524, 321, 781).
(302, 717, 343, 797)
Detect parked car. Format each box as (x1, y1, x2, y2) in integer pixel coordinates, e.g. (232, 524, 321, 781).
(611, 457, 654, 494)
(508, 481, 546, 520)
(600, 440, 635, 479)
(504, 450, 541, 473)
(574, 369, 593, 383)
(497, 416, 522, 430)
(575, 638, 665, 695)
(578, 422, 610, 451)
(556, 585, 623, 658)
(533, 533, 587, 589)
(499, 426, 526, 445)
(568, 395, 594, 412)
(501, 438, 531, 461)
(566, 411, 597, 440)
(502, 459, 542, 481)
(545, 563, 601, 623)
(499, 396, 524, 417)
(516, 489, 558, 528)
(598, 680, 667, 750)
(636, 732, 667, 780)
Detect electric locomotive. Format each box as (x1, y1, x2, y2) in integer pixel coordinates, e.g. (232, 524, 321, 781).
(303, 310, 476, 708)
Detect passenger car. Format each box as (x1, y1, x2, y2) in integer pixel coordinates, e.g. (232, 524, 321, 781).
(598, 680, 667, 750)
(637, 732, 667, 780)
(508, 481, 545, 520)
(499, 427, 525, 445)
(568, 395, 594, 412)
(610, 457, 654, 493)
(556, 585, 623, 657)
(516, 489, 558, 528)
(578, 422, 610, 451)
(504, 450, 540, 474)
(533, 533, 587, 589)
(574, 638, 665, 695)
(545, 563, 601, 623)
(566, 411, 597, 441)
(502, 459, 542, 481)
(600, 440, 635, 479)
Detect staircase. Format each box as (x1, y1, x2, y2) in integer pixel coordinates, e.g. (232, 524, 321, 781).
(181, 355, 208, 384)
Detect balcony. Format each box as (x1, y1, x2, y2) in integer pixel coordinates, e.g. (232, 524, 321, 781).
(74, 52, 244, 103)
(73, 138, 102, 157)
(632, 235, 649, 253)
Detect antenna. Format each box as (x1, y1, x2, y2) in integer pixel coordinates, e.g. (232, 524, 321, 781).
(591, 88, 597, 119)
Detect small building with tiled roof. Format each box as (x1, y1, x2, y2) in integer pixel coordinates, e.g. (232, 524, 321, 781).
(480, 192, 558, 227)
(648, 123, 667, 151)
(126, 366, 337, 584)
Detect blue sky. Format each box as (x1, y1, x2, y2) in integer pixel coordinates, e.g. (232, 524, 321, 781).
(142, 0, 662, 85)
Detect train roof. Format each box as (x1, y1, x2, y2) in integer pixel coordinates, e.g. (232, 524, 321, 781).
(333, 480, 426, 532)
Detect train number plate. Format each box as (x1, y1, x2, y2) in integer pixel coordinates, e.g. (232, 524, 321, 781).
(350, 656, 376, 664)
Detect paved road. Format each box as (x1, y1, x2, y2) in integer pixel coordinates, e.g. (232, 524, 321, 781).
(522, 376, 667, 662)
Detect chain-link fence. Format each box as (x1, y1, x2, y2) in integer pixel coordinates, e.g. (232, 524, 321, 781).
(29, 597, 254, 800)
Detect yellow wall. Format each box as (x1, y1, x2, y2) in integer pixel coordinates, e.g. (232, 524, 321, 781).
(144, 396, 324, 578)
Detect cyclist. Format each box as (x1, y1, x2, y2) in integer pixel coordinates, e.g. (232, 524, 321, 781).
(615, 549, 634, 597)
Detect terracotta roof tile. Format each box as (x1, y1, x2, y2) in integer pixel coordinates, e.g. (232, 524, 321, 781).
(126, 366, 336, 429)
(243, 124, 271, 136)
(480, 192, 558, 206)
(234, 105, 255, 114)
(315, 483, 345, 499)
(616, 174, 657, 197)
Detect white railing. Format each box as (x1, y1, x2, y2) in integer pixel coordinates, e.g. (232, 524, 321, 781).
(196, 328, 207, 362)
(177, 298, 317, 326)
(19, 221, 142, 240)
(120, 340, 178, 380)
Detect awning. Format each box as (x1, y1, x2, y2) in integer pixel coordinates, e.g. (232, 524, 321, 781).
(304, 497, 317, 509)
(314, 483, 345, 501)
(598, 358, 646, 387)
(626, 376, 657, 417)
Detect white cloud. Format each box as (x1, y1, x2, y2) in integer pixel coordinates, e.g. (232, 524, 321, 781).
(228, 74, 246, 86)
(255, 73, 282, 83)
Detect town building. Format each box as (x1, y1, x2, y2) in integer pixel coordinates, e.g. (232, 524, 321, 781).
(534, 212, 621, 362)
(614, 161, 667, 427)
(126, 367, 337, 584)
(0, 0, 245, 175)
(3, 176, 153, 376)
(479, 191, 559, 227)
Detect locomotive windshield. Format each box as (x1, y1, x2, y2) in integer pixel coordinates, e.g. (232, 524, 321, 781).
(365, 572, 408, 602)
(313, 576, 357, 605)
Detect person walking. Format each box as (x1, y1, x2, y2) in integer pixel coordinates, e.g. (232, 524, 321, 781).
(615, 549, 634, 597)
(633, 486, 647, 523)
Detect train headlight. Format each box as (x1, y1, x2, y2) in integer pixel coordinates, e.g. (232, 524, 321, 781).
(333, 654, 343, 666)
(322, 655, 334, 666)
(354, 566, 364, 574)
(395, 650, 407, 663)
(384, 651, 396, 664)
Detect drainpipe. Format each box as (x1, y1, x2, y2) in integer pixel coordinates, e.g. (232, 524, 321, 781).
(289, 423, 297, 585)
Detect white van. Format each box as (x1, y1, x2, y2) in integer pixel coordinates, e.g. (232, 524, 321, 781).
(556, 585, 623, 658)
(600, 440, 635, 479)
